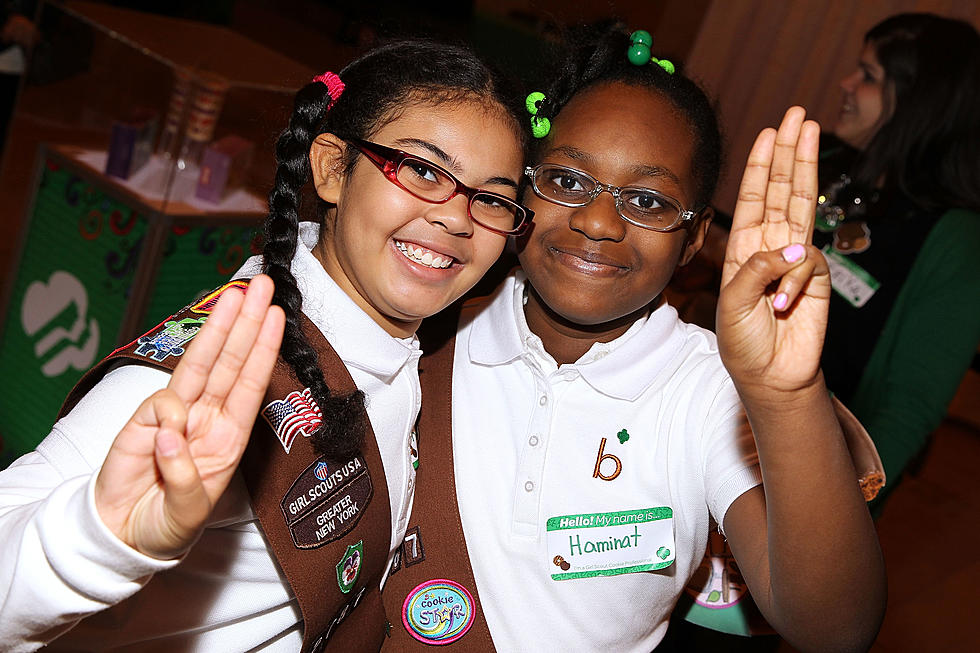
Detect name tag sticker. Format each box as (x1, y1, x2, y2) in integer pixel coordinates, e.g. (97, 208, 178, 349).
(546, 507, 674, 580)
(822, 245, 881, 308)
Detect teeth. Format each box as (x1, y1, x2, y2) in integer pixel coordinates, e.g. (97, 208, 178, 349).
(395, 241, 452, 269)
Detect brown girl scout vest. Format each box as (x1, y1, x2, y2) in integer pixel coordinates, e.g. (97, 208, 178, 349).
(380, 310, 497, 651)
(378, 306, 886, 651)
(59, 281, 393, 652)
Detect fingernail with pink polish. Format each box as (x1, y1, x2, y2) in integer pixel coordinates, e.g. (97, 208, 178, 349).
(782, 244, 805, 263)
(157, 431, 180, 458)
(773, 293, 789, 310)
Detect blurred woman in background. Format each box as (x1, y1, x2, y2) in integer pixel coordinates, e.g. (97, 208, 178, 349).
(813, 12, 980, 510)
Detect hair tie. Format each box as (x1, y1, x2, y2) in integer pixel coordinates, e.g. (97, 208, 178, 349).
(525, 91, 551, 139)
(312, 71, 345, 109)
(626, 30, 675, 75)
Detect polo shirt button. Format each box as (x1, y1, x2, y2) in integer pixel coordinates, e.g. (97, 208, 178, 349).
(539, 395, 547, 406)
(563, 371, 576, 380)
(529, 435, 539, 446)
(524, 481, 534, 492)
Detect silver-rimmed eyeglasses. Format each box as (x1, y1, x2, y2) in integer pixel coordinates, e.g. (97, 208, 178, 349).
(346, 138, 533, 236)
(524, 163, 697, 232)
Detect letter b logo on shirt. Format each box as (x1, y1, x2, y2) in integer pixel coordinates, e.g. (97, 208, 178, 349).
(592, 437, 622, 481)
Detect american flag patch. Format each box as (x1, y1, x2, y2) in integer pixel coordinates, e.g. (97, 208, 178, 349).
(261, 388, 324, 453)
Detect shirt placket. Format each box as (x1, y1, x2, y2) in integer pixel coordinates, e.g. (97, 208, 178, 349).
(510, 347, 555, 537)
(398, 351, 422, 533)
(510, 351, 581, 538)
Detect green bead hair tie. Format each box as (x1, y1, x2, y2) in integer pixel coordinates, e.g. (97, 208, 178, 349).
(525, 91, 551, 139)
(627, 29, 675, 75)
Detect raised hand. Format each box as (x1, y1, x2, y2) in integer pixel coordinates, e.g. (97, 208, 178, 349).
(716, 107, 830, 393)
(94, 275, 285, 559)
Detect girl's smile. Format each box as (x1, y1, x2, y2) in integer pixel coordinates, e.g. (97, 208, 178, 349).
(393, 240, 454, 269)
(547, 243, 630, 276)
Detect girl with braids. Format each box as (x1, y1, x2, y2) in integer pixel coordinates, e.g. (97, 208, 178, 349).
(0, 39, 530, 651)
(381, 25, 885, 652)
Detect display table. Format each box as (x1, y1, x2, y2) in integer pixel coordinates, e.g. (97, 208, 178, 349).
(0, 144, 262, 464)
(0, 1, 314, 466)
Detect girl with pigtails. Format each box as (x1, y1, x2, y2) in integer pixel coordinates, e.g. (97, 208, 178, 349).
(0, 40, 531, 651)
(381, 25, 886, 652)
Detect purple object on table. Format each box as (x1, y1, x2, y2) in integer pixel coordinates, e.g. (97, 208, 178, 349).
(195, 135, 255, 204)
(105, 110, 159, 180)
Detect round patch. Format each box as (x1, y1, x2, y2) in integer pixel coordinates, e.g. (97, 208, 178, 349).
(402, 579, 475, 645)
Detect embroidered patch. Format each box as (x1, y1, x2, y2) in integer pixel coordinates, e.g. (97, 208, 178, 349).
(280, 455, 373, 548)
(409, 429, 419, 471)
(402, 526, 425, 567)
(314, 461, 330, 480)
(592, 437, 622, 481)
(262, 387, 324, 453)
(134, 317, 207, 361)
(617, 429, 630, 444)
(336, 540, 363, 594)
(387, 525, 425, 579)
(402, 579, 475, 645)
(190, 279, 249, 314)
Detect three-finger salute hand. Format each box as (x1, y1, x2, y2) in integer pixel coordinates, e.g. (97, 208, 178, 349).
(95, 275, 284, 559)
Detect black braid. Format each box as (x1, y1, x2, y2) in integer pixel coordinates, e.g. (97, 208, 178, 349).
(261, 39, 526, 460)
(262, 81, 367, 460)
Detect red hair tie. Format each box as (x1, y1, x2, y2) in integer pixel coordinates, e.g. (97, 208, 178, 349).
(312, 71, 345, 109)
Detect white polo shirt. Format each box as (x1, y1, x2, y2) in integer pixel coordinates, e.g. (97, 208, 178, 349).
(452, 270, 761, 652)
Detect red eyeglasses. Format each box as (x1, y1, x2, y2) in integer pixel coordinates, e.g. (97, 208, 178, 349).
(345, 138, 533, 236)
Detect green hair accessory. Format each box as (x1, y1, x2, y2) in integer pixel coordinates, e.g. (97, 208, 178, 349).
(525, 91, 551, 139)
(627, 30, 675, 75)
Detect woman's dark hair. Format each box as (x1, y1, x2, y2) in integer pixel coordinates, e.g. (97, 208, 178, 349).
(531, 24, 722, 211)
(853, 13, 980, 212)
(262, 39, 525, 460)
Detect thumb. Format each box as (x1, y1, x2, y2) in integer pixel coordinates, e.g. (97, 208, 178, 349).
(146, 424, 211, 559)
(719, 244, 818, 319)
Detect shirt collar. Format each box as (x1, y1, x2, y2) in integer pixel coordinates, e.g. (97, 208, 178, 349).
(236, 222, 420, 382)
(468, 270, 689, 401)
(467, 269, 531, 367)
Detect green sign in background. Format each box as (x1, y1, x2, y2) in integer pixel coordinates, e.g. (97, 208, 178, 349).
(142, 223, 256, 333)
(0, 157, 257, 468)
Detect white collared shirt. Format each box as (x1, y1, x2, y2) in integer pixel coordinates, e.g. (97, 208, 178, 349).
(0, 223, 421, 652)
(452, 270, 761, 652)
